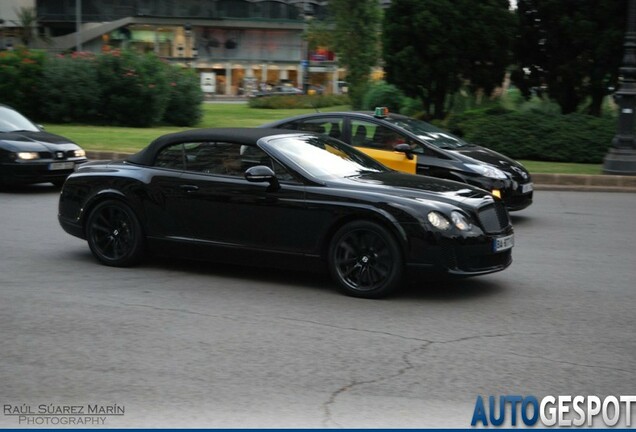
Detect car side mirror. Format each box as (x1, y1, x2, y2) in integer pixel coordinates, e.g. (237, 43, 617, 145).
(245, 165, 280, 191)
(394, 143, 414, 160)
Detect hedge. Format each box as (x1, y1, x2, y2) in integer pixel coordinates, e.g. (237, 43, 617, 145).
(0, 48, 47, 118)
(443, 110, 616, 164)
(1, 49, 203, 127)
(248, 94, 350, 109)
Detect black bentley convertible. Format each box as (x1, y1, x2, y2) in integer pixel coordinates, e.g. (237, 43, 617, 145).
(58, 128, 514, 298)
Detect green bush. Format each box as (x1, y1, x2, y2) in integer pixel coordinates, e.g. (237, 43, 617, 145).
(399, 96, 424, 117)
(0, 48, 47, 118)
(162, 66, 203, 127)
(36, 50, 203, 127)
(41, 53, 100, 123)
(248, 94, 350, 109)
(445, 110, 616, 163)
(95, 50, 170, 127)
(361, 81, 405, 112)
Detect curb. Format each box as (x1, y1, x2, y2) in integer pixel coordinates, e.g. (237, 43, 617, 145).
(85, 151, 636, 193)
(532, 173, 636, 193)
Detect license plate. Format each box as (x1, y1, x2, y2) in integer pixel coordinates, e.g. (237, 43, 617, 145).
(493, 234, 514, 252)
(521, 182, 533, 194)
(49, 162, 75, 171)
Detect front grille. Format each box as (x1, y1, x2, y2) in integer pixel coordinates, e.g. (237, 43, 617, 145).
(465, 250, 512, 271)
(477, 202, 510, 234)
(35, 151, 71, 160)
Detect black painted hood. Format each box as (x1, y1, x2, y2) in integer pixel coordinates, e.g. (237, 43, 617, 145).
(0, 130, 79, 152)
(449, 145, 531, 182)
(333, 170, 495, 210)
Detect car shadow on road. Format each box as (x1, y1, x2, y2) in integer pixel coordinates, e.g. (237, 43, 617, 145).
(509, 214, 533, 227)
(151, 255, 335, 290)
(63, 249, 506, 301)
(400, 276, 505, 301)
(0, 183, 60, 194)
(145, 256, 505, 301)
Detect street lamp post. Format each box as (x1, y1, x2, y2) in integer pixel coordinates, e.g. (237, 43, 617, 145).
(75, 0, 82, 51)
(603, 0, 636, 175)
(302, 1, 314, 94)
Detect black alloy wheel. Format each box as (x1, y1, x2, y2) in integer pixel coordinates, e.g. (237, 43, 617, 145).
(328, 221, 403, 298)
(86, 200, 144, 267)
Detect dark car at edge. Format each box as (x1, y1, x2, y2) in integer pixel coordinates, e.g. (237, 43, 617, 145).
(58, 128, 514, 298)
(0, 104, 87, 187)
(263, 109, 533, 211)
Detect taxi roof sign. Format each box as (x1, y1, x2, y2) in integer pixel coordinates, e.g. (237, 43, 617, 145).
(374, 107, 389, 118)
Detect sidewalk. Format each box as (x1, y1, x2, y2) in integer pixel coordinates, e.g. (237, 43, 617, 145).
(85, 151, 636, 193)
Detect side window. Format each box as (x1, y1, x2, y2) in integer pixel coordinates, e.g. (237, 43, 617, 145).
(351, 120, 414, 151)
(278, 121, 300, 131)
(155, 144, 185, 169)
(182, 141, 247, 176)
(351, 121, 376, 148)
(298, 117, 343, 140)
(178, 141, 297, 182)
(242, 145, 296, 182)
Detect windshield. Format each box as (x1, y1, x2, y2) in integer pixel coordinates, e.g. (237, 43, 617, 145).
(0, 106, 39, 133)
(263, 134, 387, 180)
(384, 116, 471, 149)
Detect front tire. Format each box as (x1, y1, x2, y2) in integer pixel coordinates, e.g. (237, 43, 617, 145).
(86, 200, 144, 267)
(328, 221, 403, 298)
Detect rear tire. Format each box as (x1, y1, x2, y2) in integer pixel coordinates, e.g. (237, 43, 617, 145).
(328, 221, 403, 298)
(86, 200, 144, 267)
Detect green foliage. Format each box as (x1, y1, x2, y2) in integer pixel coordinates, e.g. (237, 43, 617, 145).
(361, 81, 405, 112)
(398, 97, 424, 117)
(161, 66, 203, 127)
(248, 94, 350, 109)
(329, 0, 382, 109)
(41, 53, 100, 123)
(445, 110, 615, 163)
(0, 48, 46, 118)
(512, 0, 624, 116)
(383, 0, 515, 119)
(95, 50, 170, 127)
(34, 50, 203, 127)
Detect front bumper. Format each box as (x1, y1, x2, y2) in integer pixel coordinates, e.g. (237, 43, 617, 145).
(463, 175, 533, 212)
(407, 241, 512, 276)
(405, 224, 514, 277)
(1, 158, 87, 185)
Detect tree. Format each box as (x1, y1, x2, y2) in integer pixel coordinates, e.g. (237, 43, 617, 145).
(14, 7, 38, 47)
(512, 0, 625, 116)
(383, 0, 515, 119)
(328, 0, 382, 109)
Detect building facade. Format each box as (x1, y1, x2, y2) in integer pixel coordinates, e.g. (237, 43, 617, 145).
(28, 0, 345, 96)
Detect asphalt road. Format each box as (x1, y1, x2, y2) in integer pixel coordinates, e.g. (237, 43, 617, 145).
(0, 186, 634, 428)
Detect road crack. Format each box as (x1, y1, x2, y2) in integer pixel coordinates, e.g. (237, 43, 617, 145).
(320, 331, 548, 427)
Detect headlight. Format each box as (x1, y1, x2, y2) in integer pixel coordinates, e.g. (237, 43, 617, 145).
(16, 152, 40, 160)
(427, 211, 451, 230)
(451, 211, 472, 231)
(466, 163, 507, 180)
(73, 149, 86, 157)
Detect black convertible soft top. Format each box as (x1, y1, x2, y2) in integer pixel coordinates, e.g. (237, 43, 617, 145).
(127, 127, 299, 166)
